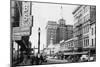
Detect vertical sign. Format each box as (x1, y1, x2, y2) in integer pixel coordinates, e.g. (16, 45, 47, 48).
(20, 2, 32, 27)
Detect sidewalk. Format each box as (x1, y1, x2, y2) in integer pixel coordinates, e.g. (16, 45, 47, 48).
(17, 59, 31, 66)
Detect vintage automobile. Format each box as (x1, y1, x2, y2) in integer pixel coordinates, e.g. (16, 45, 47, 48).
(80, 55, 89, 62)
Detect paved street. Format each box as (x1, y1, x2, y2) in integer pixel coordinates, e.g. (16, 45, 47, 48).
(16, 59, 31, 66)
(42, 58, 68, 65)
(16, 57, 68, 66)
(47, 58, 68, 63)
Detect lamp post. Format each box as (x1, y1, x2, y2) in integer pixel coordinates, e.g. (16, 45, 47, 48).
(38, 27, 41, 54)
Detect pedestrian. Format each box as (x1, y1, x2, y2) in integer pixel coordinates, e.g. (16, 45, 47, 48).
(31, 55, 35, 65)
(35, 54, 39, 65)
(33, 54, 37, 65)
(40, 54, 43, 64)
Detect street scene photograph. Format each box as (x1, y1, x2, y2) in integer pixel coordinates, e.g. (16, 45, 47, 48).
(11, 0, 96, 67)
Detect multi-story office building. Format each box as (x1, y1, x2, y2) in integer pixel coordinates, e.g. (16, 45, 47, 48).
(46, 19, 73, 48)
(46, 21, 58, 47)
(57, 18, 67, 42)
(57, 18, 73, 43)
(66, 25, 73, 40)
(73, 5, 85, 48)
(72, 5, 96, 49)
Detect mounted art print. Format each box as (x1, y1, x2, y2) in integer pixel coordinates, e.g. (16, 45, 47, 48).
(10, 0, 96, 67)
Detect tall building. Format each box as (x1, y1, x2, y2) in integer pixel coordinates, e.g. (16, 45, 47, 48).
(46, 21, 58, 47)
(57, 18, 73, 43)
(66, 25, 73, 40)
(73, 6, 84, 48)
(72, 5, 96, 49)
(57, 18, 67, 42)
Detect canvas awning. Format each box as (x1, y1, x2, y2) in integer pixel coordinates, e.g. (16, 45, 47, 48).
(63, 51, 88, 55)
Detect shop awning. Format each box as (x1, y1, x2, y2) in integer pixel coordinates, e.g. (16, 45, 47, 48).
(63, 51, 88, 55)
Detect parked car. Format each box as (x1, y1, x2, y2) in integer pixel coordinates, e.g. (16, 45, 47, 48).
(90, 56, 94, 61)
(80, 55, 88, 62)
(89, 54, 96, 61)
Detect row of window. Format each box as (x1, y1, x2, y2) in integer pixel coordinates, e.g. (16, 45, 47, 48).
(74, 25, 90, 36)
(74, 6, 90, 20)
(74, 25, 94, 35)
(60, 41, 74, 48)
(67, 26, 73, 31)
(83, 25, 89, 34)
(60, 38, 96, 48)
(77, 14, 90, 25)
(75, 6, 96, 26)
(74, 29, 82, 36)
(65, 42, 73, 47)
(74, 25, 96, 37)
(74, 6, 91, 27)
(83, 38, 89, 47)
(83, 38, 95, 47)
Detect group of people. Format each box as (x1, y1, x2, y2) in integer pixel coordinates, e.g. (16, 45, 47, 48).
(31, 54, 47, 65)
(13, 52, 47, 66)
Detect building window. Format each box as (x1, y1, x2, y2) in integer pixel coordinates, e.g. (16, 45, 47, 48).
(68, 43, 70, 47)
(84, 39, 85, 47)
(94, 27, 96, 34)
(84, 14, 90, 22)
(86, 25, 89, 33)
(87, 39, 89, 46)
(83, 27, 84, 34)
(69, 43, 71, 47)
(84, 15, 86, 22)
(71, 42, 73, 47)
(92, 28, 93, 35)
(84, 25, 89, 34)
(84, 39, 89, 47)
(85, 6, 89, 13)
(84, 26, 86, 34)
(86, 39, 87, 46)
(86, 26, 87, 33)
(87, 14, 90, 21)
(92, 39, 93, 46)
(82, 17, 84, 23)
(85, 27, 87, 33)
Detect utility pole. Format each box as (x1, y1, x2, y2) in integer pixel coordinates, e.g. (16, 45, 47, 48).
(38, 27, 40, 54)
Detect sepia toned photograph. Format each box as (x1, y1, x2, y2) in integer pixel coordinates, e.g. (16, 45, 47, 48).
(11, 0, 96, 67)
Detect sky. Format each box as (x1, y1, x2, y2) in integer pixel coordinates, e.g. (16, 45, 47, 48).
(29, 2, 78, 50)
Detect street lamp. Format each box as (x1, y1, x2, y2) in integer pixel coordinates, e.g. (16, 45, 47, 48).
(38, 27, 41, 54)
